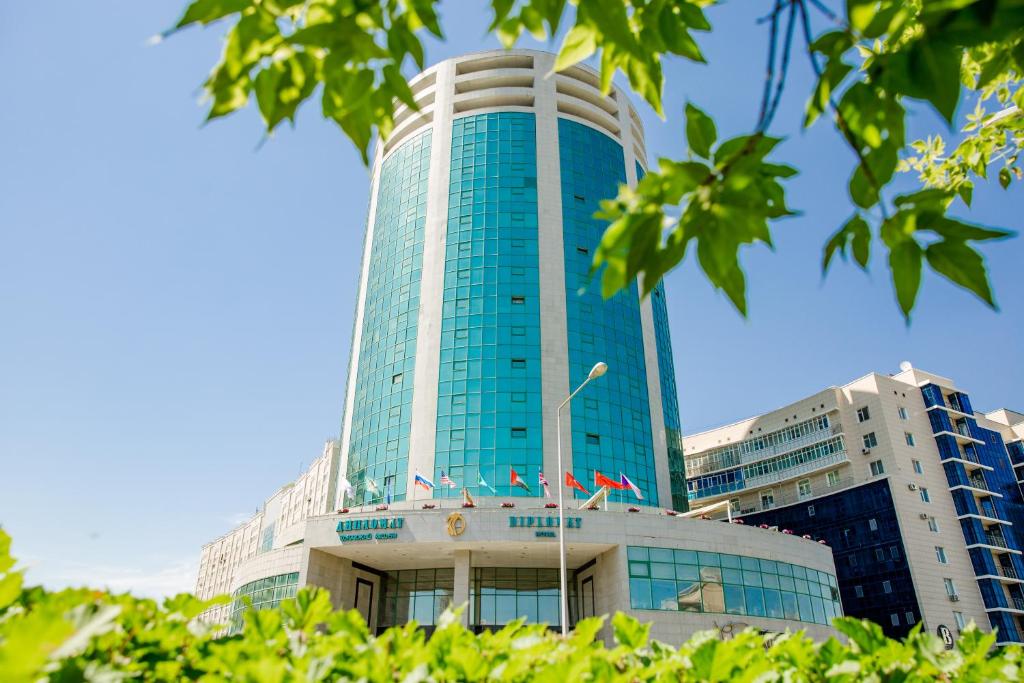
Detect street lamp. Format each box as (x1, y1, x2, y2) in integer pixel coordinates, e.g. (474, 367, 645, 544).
(555, 361, 607, 636)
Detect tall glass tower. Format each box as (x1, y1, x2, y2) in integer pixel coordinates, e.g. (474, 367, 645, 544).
(338, 50, 687, 510)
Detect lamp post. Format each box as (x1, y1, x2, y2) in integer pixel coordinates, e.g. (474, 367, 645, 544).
(556, 361, 607, 636)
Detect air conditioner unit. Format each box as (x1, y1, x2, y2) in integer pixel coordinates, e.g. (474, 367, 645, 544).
(908, 483, 919, 491)
(919, 513, 929, 520)
(949, 594, 960, 602)
(862, 448, 871, 455)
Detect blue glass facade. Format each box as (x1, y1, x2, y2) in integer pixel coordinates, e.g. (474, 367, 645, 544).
(742, 479, 919, 638)
(626, 545, 841, 625)
(346, 131, 432, 504)
(559, 118, 658, 506)
(920, 384, 1024, 642)
(651, 281, 687, 511)
(639, 148, 686, 510)
(435, 113, 543, 498)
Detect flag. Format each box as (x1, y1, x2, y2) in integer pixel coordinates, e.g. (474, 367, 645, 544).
(339, 476, 355, 498)
(365, 478, 380, 495)
(478, 473, 497, 494)
(539, 472, 551, 498)
(565, 471, 589, 495)
(414, 471, 435, 491)
(510, 468, 531, 492)
(595, 471, 629, 490)
(620, 473, 644, 500)
(440, 470, 457, 489)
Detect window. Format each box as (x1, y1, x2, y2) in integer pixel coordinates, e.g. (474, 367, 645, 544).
(870, 460, 885, 476)
(882, 580, 892, 594)
(875, 548, 885, 562)
(798, 479, 812, 498)
(585, 433, 600, 446)
(576, 246, 589, 255)
(935, 547, 948, 564)
(890, 613, 900, 626)
(898, 406, 909, 420)
(857, 406, 871, 422)
(511, 427, 527, 439)
(927, 517, 939, 532)
(511, 358, 526, 369)
(944, 578, 957, 598)
(511, 326, 525, 336)
(510, 295, 525, 305)
(848, 555, 858, 567)
(953, 611, 966, 630)
(906, 611, 916, 624)
(854, 585, 864, 598)
(905, 432, 916, 446)
(729, 498, 740, 513)
(921, 488, 931, 503)
(808, 504, 816, 517)
(890, 546, 900, 560)
(912, 459, 923, 474)
(827, 471, 840, 487)
(392, 373, 403, 385)
(760, 489, 775, 509)
(511, 392, 526, 403)
(868, 518, 878, 531)
(863, 432, 878, 449)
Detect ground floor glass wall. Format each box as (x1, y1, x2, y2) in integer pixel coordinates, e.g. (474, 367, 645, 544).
(470, 567, 575, 630)
(378, 568, 454, 629)
(229, 571, 300, 634)
(627, 547, 841, 626)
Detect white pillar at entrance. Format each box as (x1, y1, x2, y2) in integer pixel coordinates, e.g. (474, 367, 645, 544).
(453, 549, 472, 627)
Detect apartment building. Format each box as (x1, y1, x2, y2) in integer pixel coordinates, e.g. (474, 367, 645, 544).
(683, 363, 1024, 645)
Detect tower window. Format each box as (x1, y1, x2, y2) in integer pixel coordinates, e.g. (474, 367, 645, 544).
(392, 373, 403, 385)
(511, 427, 527, 439)
(511, 358, 526, 369)
(585, 433, 600, 445)
(511, 296, 525, 305)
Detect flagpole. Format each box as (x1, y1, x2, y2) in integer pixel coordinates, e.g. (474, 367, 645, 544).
(555, 361, 607, 637)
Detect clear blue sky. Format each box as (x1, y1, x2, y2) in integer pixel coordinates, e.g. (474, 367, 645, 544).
(1, 2, 1021, 597)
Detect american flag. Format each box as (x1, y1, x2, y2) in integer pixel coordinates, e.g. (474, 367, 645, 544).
(440, 470, 457, 489)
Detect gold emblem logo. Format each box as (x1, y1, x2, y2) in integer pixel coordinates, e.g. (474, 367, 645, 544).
(446, 512, 466, 537)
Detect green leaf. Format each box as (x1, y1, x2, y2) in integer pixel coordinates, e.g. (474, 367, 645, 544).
(888, 238, 923, 320)
(925, 240, 995, 307)
(906, 38, 962, 123)
(611, 612, 650, 649)
(999, 166, 1012, 188)
(553, 24, 597, 73)
(824, 214, 872, 271)
(174, 0, 250, 30)
(685, 102, 716, 159)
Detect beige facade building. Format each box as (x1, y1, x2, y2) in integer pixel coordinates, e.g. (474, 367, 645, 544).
(683, 363, 1024, 645)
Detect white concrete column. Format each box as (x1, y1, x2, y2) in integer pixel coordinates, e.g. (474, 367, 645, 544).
(453, 548, 472, 626)
(533, 52, 573, 490)
(337, 144, 385, 493)
(407, 61, 456, 499)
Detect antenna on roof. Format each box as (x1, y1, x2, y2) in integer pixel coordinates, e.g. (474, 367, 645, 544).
(899, 361, 913, 372)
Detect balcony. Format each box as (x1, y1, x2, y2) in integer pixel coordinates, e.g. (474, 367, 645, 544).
(742, 450, 850, 491)
(934, 429, 985, 446)
(687, 423, 844, 477)
(927, 402, 973, 419)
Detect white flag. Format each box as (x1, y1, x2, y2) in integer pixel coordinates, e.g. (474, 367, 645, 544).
(339, 476, 355, 499)
(365, 478, 380, 495)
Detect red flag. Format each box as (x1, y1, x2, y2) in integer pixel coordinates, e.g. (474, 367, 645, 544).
(510, 468, 531, 492)
(595, 471, 629, 490)
(565, 471, 589, 495)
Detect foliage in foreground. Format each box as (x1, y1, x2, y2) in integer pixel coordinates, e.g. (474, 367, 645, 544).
(2, 531, 1024, 681)
(164, 0, 1021, 321)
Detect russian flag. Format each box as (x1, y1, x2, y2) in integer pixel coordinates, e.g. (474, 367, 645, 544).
(414, 471, 435, 491)
(620, 473, 644, 500)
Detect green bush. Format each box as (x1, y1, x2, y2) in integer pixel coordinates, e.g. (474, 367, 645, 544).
(1, 530, 1021, 681)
